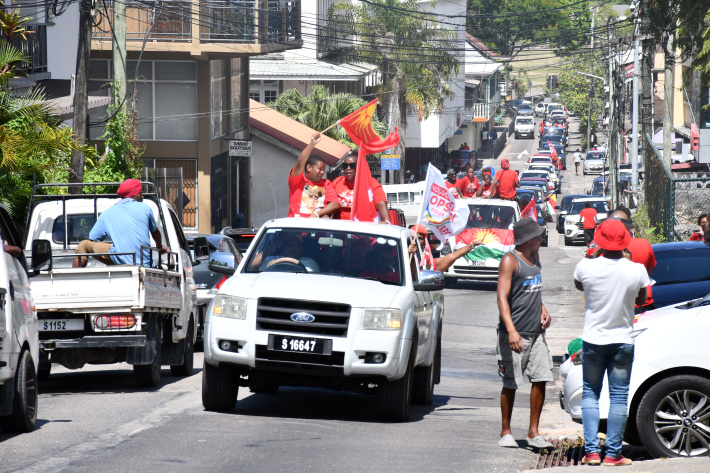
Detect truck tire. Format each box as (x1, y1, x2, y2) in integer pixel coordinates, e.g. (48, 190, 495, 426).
(170, 318, 195, 377)
(37, 362, 51, 381)
(377, 335, 416, 422)
(413, 336, 438, 406)
(0, 349, 38, 432)
(134, 316, 162, 387)
(202, 361, 238, 411)
(434, 330, 442, 385)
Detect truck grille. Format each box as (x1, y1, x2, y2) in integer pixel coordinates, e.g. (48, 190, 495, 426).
(255, 345, 345, 376)
(256, 298, 351, 337)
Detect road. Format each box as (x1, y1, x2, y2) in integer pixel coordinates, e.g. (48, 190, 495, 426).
(0, 116, 596, 473)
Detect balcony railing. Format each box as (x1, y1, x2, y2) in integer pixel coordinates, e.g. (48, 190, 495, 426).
(9, 24, 47, 74)
(93, 0, 299, 44)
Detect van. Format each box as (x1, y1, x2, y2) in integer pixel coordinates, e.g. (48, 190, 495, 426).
(383, 181, 426, 225)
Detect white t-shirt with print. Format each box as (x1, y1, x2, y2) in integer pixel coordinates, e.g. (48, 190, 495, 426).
(573, 256, 650, 345)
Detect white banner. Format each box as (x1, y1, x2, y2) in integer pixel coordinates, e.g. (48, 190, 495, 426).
(416, 163, 470, 242)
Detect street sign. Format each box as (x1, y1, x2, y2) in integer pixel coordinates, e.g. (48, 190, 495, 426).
(381, 157, 400, 170)
(229, 140, 252, 157)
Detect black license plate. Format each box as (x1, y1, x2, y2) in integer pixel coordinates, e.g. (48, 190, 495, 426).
(269, 335, 330, 355)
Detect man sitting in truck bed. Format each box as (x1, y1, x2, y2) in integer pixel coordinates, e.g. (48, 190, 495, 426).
(73, 179, 168, 267)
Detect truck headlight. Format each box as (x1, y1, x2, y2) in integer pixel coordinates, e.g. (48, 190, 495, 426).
(211, 295, 247, 320)
(362, 308, 402, 330)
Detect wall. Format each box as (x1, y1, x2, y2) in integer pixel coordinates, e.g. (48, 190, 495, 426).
(249, 135, 297, 226)
(47, 3, 80, 79)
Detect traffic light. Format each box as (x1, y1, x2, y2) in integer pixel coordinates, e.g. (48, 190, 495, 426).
(691, 124, 700, 151)
(546, 76, 552, 88)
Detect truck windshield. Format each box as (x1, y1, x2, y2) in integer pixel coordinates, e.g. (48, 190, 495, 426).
(517, 118, 533, 125)
(244, 228, 404, 286)
(465, 204, 516, 230)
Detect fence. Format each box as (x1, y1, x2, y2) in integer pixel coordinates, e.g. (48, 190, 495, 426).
(644, 133, 710, 241)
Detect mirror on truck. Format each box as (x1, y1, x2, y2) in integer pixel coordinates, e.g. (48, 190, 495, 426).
(208, 251, 236, 276)
(28, 239, 52, 277)
(192, 236, 210, 266)
(414, 269, 445, 291)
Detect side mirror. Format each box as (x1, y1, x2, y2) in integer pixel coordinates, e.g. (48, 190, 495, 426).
(192, 236, 210, 264)
(28, 239, 52, 277)
(559, 210, 568, 216)
(414, 269, 445, 291)
(554, 205, 560, 210)
(208, 251, 236, 276)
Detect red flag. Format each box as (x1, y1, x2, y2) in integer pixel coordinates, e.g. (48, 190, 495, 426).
(339, 99, 400, 154)
(547, 140, 561, 170)
(350, 149, 378, 222)
(522, 199, 538, 221)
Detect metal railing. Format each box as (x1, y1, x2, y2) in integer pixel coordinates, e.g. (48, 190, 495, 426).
(10, 24, 47, 73)
(94, 1, 192, 42)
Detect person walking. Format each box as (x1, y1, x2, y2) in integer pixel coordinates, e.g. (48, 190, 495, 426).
(482, 128, 489, 151)
(497, 218, 554, 450)
(573, 219, 650, 466)
(490, 159, 519, 201)
(574, 149, 582, 175)
(288, 133, 340, 218)
(579, 202, 597, 246)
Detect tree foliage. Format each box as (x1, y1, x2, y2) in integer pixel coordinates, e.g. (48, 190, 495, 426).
(558, 55, 605, 150)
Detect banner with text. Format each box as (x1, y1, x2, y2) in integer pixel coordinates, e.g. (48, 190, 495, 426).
(416, 163, 470, 242)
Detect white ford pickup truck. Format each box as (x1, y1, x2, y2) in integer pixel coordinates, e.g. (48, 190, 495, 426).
(202, 218, 445, 421)
(23, 182, 197, 387)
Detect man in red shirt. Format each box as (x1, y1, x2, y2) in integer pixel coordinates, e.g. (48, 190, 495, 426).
(456, 165, 479, 198)
(332, 154, 389, 222)
(491, 159, 519, 200)
(288, 133, 340, 218)
(579, 201, 598, 246)
(445, 169, 462, 198)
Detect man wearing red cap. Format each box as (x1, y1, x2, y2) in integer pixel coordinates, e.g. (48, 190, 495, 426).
(573, 219, 650, 466)
(73, 179, 168, 267)
(490, 159, 519, 200)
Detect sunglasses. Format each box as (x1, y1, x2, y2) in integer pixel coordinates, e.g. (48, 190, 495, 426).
(343, 163, 357, 169)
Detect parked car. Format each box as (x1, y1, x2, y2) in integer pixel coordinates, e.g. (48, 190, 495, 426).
(383, 182, 426, 225)
(583, 155, 605, 175)
(450, 149, 476, 172)
(649, 241, 710, 309)
(560, 293, 710, 458)
(188, 234, 244, 343)
(555, 194, 588, 233)
(562, 197, 609, 245)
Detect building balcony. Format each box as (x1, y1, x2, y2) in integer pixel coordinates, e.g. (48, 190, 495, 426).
(10, 23, 48, 75)
(92, 0, 301, 56)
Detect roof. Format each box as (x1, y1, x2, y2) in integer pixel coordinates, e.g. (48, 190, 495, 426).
(465, 34, 505, 60)
(250, 58, 377, 81)
(249, 99, 352, 167)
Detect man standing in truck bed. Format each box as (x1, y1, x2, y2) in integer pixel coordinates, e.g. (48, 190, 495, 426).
(73, 179, 168, 267)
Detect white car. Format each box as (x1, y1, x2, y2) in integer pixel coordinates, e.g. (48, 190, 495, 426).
(440, 198, 521, 281)
(514, 116, 535, 139)
(562, 197, 608, 245)
(583, 157, 605, 175)
(560, 295, 710, 458)
(535, 102, 547, 117)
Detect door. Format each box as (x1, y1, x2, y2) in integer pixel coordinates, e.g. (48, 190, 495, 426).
(409, 237, 432, 362)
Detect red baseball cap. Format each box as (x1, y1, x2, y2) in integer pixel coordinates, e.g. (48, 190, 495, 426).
(410, 224, 429, 236)
(594, 219, 631, 251)
(501, 159, 510, 170)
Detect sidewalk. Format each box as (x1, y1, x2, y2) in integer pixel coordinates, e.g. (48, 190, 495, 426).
(521, 457, 710, 473)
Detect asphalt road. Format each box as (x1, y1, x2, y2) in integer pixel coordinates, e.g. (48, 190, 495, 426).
(0, 116, 598, 473)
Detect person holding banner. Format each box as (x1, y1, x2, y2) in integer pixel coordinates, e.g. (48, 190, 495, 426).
(408, 225, 483, 273)
(332, 154, 390, 222)
(288, 133, 340, 219)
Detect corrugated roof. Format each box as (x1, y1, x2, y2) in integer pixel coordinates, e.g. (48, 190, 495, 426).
(250, 58, 377, 81)
(249, 99, 352, 166)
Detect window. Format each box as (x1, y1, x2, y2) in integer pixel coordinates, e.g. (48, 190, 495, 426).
(89, 59, 197, 141)
(249, 80, 279, 103)
(230, 58, 245, 132)
(210, 59, 227, 138)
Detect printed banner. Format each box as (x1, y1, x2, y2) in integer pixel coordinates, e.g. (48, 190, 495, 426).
(416, 163, 470, 242)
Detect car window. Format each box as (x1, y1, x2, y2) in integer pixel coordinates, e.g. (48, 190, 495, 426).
(53, 214, 100, 244)
(517, 118, 533, 125)
(465, 204, 516, 230)
(654, 250, 710, 286)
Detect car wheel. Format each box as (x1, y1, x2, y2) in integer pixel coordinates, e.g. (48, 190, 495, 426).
(202, 360, 238, 411)
(542, 233, 548, 247)
(134, 315, 162, 387)
(377, 334, 416, 422)
(637, 375, 710, 458)
(413, 335, 437, 406)
(515, 133, 519, 139)
(0, 349, 38, 433)
(564, 237, 572, 246)
(170, 318, 195, 377)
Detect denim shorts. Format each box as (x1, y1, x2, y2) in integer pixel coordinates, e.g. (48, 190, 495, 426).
(497, 329, 553, 390)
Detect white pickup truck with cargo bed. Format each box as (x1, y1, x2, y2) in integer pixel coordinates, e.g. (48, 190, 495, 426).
(202, 218, 445, 421)
(23, 183, 197, 387)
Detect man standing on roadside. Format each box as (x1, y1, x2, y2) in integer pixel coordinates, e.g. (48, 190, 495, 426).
(490, 159, 519, 201)
(574, 149, 582, 175)
(288, 133, 340, 218)
(574, 219, 649, 466)
(497, 218, 554, 450)
(579, 202, 597, 246)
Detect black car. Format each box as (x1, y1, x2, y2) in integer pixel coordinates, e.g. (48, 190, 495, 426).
(555, 194, 587, 233)
(220, 226, 258, 254)
(650, 241, 710, 309)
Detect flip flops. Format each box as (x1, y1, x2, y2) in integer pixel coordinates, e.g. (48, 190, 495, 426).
(526, 436, 554, 449)
(498, 434, 518, 448)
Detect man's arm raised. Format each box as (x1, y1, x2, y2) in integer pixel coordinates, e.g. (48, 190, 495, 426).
(291, 133, 321, 177)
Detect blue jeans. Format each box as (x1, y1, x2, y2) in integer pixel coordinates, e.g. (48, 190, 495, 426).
(581, 341, 634, 458)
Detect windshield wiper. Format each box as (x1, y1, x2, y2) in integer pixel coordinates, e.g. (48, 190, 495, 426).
(359, 276, 401, 286)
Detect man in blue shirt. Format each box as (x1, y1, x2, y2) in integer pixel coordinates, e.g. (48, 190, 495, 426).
(73, 179, 168, 267)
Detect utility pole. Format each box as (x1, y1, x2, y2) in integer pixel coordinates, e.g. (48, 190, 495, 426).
(70, 0, 94, 192)
(662, 33, 674, 167)
(586, 7, 596, 153)
(608, 19, 618, 209)
(631, 7, 641, 192)
(640, 37, 652, 196)
(113, 0, 126, 103)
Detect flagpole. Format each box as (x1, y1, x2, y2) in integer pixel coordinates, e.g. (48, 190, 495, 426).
(320, 120, 341, 134)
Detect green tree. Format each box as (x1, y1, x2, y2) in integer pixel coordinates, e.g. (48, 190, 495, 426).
(332, 0, 459, 182)
(557, 57, 605, 150)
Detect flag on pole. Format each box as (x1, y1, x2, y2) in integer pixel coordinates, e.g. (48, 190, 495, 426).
(350, 151, 378, 222)
(546, 193, 558, 216)
(416, 163, 470, 242)
(547, 140, 560, 170)
(455, 228, 515, 262)
(522, 199, 538, 220)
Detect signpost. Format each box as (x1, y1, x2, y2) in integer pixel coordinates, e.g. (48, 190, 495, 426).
(229, 140, 252, 157)
(381, 156, 400, 170)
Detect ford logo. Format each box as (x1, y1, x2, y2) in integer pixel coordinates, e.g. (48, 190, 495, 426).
(290, 312, 316, 323)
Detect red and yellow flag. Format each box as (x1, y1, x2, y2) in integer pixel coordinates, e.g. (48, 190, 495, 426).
(339, 99, 399, 154)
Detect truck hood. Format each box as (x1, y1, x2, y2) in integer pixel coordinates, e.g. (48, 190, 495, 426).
(634, 301, 704, 330)
(219, 272, 400, 308)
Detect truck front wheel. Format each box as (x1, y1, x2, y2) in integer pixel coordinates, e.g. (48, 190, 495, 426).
(202, 361, 238, 411)
(377, 337, 416, 422)
(412, 336, 437, 406)
(170, 318, 195, 377)
(0, 349, 38, 432)
(134, 315, 162, 387)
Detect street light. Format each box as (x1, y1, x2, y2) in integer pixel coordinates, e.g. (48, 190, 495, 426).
(575, 71, 606, 153)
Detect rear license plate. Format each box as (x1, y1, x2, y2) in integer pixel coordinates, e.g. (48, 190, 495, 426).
(471, 260, 486, 266)
(40, 319, 84, 331)
(269, 335, 330, 355)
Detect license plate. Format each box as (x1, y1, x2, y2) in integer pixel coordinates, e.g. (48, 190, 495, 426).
(40, 318, 84, 331)
(471, 260, 486, 266)
(269, 335, 330, 355)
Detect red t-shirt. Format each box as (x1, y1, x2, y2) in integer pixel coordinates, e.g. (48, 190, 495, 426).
(332, 176, 386, 220)
(445, 180, 461, 198)
(579, 208, 598, 229)
(690, 232, 704, 241)
(494, 169, 518, 199)
(479, 182, 493, 197)
(456, 176, 479, 198)
(287, 168, 338, 218)
(626, 237, 656, 307)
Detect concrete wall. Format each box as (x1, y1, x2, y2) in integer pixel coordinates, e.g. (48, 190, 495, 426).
(47, 3, 80, 79)
(249, 135, 296, 226)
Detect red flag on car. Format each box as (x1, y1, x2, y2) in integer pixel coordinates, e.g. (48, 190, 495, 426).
(522, 199, 538, 221)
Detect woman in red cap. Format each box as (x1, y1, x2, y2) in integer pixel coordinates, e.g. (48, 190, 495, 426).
(491, 159, 520, 201)
(408, 225, 483, 273)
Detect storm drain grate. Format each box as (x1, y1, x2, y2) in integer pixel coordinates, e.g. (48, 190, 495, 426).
(535, 437, 588, 469)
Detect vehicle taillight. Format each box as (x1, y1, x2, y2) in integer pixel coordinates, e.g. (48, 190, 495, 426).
(215, 275, 229, 290)
(94, 314, 136, 330)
